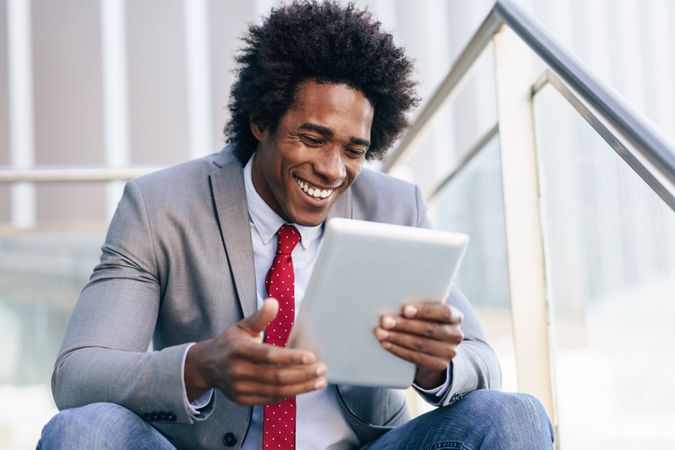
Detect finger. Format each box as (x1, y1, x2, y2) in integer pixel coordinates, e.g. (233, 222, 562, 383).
(399, 302, 463, 324)
(380, 341, 449, 373)
(230, 376, 328, 403)
(234, 340, 316, 365)
(232, 394, 271, 406)
(230, 360, 327, 385)
(375, 328, 459, 359)
(378, 318, 463, 342)
(238, 298, 279, 336)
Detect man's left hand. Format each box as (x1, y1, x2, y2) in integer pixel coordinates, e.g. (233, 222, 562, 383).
(374, 301, 464, 389)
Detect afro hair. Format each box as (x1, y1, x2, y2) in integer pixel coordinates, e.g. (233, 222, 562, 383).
(224, 1, 419, 162)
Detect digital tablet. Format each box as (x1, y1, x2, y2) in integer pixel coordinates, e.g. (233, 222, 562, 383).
(288, 218, 468, 388)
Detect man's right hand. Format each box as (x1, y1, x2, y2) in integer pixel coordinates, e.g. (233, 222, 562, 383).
(184, 298, 327, 405)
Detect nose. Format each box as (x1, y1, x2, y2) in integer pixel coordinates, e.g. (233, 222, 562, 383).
(314, 147, 346, 185)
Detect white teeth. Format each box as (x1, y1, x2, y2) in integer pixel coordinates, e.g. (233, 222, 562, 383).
(295, 177, 334, 199)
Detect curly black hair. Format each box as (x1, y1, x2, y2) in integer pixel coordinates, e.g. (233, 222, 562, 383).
(225, 0, 419, 162)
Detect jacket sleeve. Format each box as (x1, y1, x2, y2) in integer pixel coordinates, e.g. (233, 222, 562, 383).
(413, 185, 502, 407)
(51, 180, 213, 424)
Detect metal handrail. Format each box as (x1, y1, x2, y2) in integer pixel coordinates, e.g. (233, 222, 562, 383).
(382, 9, 501, 173)
(0, 166, 162, 183)
(425, 123, 499, 202)
(384, 0, 675, 205)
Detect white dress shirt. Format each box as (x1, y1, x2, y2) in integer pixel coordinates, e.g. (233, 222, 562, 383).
(241, 156, 359, 449)
(185, 155, 452, 448)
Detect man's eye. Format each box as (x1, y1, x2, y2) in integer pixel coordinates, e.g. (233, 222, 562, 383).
(300, 135, 323, 146)
(347, 148, 367, 158)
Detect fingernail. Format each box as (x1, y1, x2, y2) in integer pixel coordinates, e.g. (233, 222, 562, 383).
(375, 328, 389, 339)
(315, 378, 327, 389)
(316, 364, 327, 376)
(382, 316, 396, 329)
(302, 354, 315, 364)
(382, 342, 392, 349)
(403, 305, 418, 317)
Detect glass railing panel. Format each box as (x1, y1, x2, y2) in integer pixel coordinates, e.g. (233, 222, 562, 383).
(391, 46, 498, 195)
(0, 183, 108, 448)
(427, 135, 517, 395)
(533, 84, 675, 449)
(0, 231, 104, 448)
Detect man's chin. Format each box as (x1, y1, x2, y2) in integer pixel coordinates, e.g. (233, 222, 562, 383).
(284, 206, 330, 227)
(290, 214, 327, 227)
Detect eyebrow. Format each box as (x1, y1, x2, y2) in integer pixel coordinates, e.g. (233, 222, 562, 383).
(298, 122, 371, 148)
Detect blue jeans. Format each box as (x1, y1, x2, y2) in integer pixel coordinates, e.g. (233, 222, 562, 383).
(39, 390, 553, 449)
(364, 390, 553, 449)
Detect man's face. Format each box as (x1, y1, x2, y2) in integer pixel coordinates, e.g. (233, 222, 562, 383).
(251, 80, 374, 226)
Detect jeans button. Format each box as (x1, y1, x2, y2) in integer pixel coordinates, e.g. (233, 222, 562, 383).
(223, 432, 237, 447)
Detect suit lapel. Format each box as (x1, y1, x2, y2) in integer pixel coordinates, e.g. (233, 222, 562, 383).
(209, 158, 257, 319)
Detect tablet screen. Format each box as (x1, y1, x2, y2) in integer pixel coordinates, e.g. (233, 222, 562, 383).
(288, 218, 468, 388)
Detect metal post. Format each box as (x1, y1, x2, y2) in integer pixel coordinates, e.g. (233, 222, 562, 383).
(101, 0, 131, 220)
(184, 0, 213, 159)
(492, 24, 559, 442)
(7, 0, 36, 228)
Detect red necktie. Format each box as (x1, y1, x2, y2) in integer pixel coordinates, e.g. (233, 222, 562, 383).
(263, 224, 300, 449)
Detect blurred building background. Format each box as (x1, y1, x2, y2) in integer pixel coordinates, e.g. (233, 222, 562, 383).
(1, 0, 674, 448)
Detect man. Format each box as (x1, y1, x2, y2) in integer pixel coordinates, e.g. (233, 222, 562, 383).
(41, 2, 553, 449)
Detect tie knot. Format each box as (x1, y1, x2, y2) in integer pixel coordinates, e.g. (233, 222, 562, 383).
(276, 224, 300, 255)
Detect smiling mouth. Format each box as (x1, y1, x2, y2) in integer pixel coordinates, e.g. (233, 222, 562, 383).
(294, 176, 336, 200)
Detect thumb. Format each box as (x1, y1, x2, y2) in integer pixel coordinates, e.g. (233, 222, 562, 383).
(239, 297, 279, 337)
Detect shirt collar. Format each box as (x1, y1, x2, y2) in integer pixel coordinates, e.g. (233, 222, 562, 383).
(243, 155, 323, 249)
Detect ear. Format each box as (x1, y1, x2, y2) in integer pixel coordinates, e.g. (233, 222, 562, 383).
(250, 122, 266, 142)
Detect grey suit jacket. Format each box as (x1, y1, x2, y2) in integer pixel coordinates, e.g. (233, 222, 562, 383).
(52, 147, 501, 450)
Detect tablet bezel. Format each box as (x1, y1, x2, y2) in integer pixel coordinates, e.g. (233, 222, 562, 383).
(288, 218, 469, 388)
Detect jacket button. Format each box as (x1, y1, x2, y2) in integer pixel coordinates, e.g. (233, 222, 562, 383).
(223, 432, 237, 447)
